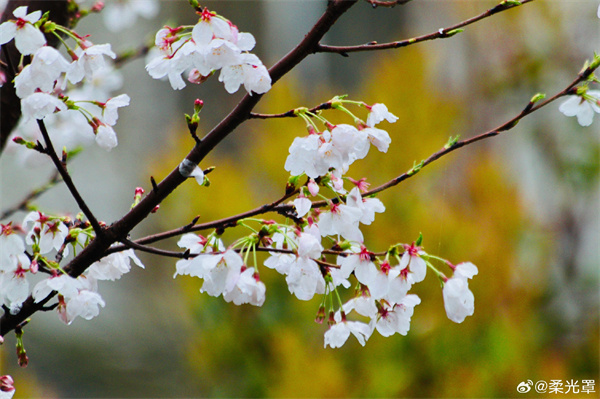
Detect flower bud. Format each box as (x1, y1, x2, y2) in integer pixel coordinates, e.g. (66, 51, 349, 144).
(315, 305, 326, 324)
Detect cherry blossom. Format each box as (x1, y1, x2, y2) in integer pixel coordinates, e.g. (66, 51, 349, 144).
(324, 319, 372, 348)
(293, 196, 312, 218)
(366, 103, 398, 127)
(86, 249, 145, 281)
(198, 250, 244, 298)
(218, 53, 272, 94)
(373, 294, 421, 337)
(345, 187, 385, 225)
(146, 8, 270, 94)
(284, 233, 326, 300)
(102, 94, 131, 125)
(222, 267, 266, 306)
(0, 254, 31, 314)
(0, 6, 46, 55)
(14, 47, 71, 99)
(20, 92, 67, 121)
(94, 123, 118, 150)
(318, 202, 364, 242)
(360, 126, 392, 153)
(338, 247, 378, 286)
(23, 211, 69, 254)
(32, 274, 80, 303)
(558, 90, 600, 126)
(399, 243, 427, 283)
(443, 262, 478, 323)
(67, 43, 117, 84)
(63, 289, 105, 324)
(0, 224, 25, 270)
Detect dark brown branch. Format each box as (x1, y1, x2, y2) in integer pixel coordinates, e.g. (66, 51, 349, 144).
(317, 0, 535, 55)
(36, 120, 104, 235)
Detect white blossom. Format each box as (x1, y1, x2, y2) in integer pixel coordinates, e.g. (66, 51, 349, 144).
(14, 47, 70, 98)
(102, 94, 130, 125)
(95, 124, 118, 150)
(21, 93, 67, 120)
(374, 294, 421, 337)
(399, 244, 427, 283)
(366, 103, 398, 127)
(199, 250, 244, 298)
(222, 268, 266, 306)
(0, 6, 46, 55)
(558, 91, 600, 126)
(318, 202, 364, 242)
(345, 187, 385, 225)
(443, 262, 478, 323)
(324, 320, 372, 348)
(87, 249, 144, 281)
(67, 43, 117, 84)
(64, 289, 105, 324)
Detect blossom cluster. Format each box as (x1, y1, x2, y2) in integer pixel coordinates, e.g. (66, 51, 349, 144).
(173, 100, 479, 348)
(0, 211, 144, 324)
(146, 8, 271, 94)
(0, 6, 130, 155)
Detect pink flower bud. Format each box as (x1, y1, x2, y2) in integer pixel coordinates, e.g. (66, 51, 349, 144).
(307, 179, 319, 196)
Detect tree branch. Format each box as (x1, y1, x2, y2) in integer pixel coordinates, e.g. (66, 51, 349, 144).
(316, 0, 535, 55)
(0, 0, 360, 337)
(36, 120, 104, 235)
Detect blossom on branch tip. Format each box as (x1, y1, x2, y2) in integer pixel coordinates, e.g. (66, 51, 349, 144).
(558, 90, 600, 126)
(0, 6, 46, 55)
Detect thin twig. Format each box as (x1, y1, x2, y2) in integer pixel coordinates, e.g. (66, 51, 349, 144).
(316, 0, 535, 55)
(249, 101, 333, 119)
(36, 120, 104, 235)
(119, 238, 188, 259)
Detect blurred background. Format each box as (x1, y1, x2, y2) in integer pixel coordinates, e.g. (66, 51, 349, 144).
(0, 0, 598, 397)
